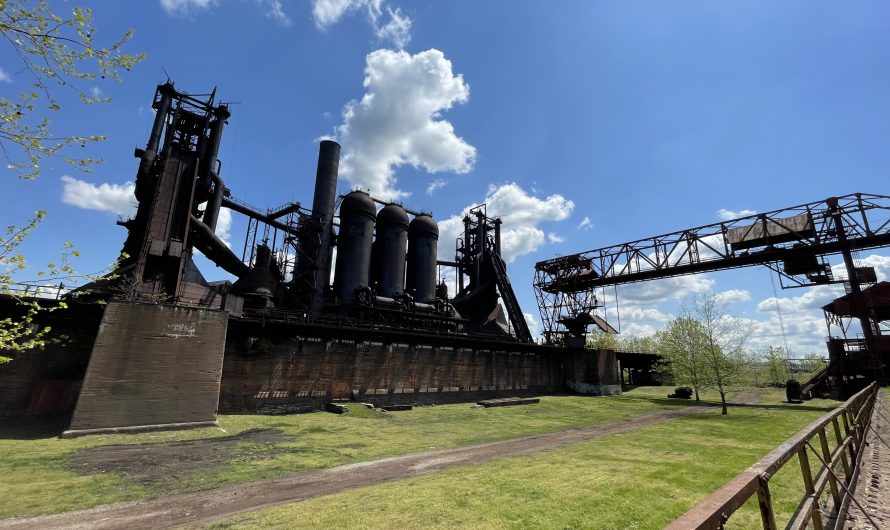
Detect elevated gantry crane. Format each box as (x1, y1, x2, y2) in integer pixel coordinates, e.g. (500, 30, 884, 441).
(534, 193, 890, 386)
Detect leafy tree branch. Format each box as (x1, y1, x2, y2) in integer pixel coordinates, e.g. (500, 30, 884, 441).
(0, 0, 145, 179)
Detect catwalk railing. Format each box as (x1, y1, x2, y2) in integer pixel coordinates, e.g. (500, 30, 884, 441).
(666, 382, 879, 530)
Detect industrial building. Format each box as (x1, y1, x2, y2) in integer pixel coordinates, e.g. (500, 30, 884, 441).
(0, 83, 623, 435)
(2, 81, 887, 436)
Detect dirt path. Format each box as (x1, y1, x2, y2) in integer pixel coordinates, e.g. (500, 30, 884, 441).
(844, 391, 890, 529)
(0, 403, 719, 530)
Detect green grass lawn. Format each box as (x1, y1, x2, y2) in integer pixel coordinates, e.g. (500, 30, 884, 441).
(0, 387, 731, 519)
(208, 393, 839, 530)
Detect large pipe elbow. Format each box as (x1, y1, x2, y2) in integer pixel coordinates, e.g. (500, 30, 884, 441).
(203, 170, 225, 232)
(190, 214, 249, 277)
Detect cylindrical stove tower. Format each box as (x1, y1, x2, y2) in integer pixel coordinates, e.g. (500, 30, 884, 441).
(333, 190, 376, 301)
(373, 203, 409, 297)
(407, 213, 439, 302)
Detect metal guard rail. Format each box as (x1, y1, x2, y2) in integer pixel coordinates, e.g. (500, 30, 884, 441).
(667, 382, 879, 530)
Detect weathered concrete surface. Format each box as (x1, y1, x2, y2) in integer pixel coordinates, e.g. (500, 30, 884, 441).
(65, 302, 228, 435)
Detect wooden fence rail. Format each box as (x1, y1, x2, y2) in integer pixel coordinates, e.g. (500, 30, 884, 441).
(666, 382, 879, 530)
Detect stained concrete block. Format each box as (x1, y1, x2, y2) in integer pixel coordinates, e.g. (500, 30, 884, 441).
(64, 301, 228, 436)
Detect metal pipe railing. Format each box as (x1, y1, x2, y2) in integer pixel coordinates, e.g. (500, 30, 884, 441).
(666, 382, 879, 530)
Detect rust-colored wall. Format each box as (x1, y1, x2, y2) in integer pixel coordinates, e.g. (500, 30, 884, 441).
(565, 348, 622, 395)
(66, 301, 228, 433)
(219, 323, 620, 412)
(0, 297, 103, 420)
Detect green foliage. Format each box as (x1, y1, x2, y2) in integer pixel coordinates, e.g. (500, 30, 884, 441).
(0, 0, 145, 179)
(0, 210, 74, 358)
(799, 352, 827, 375)
(585, 328, 619, 350)
(655, 292, 752, 412)
(689, 292, 752, 414)
(0, 1, 142, 355)
(655, 316, 712, 401)
(617, 333, 657, 353)
(763, 346, 790, 387)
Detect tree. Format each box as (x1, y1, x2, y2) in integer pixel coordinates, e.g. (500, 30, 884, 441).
(1, 0, 144, 179)
(655, 316, 711, 402)
(800, 352, 827, 376)
(689, 292, 753, 415)
(618, 334, 657, 353)
(0, 1, 143, 356)
(586, 329, 620, 350)
(763, 346, 790, 387)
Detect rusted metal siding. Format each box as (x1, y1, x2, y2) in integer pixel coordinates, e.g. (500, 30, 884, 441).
(724, 212, 815, 250)
(219, 330, 575, 412)
(66, 301, 228, 433)
(564, 349, 622, 395)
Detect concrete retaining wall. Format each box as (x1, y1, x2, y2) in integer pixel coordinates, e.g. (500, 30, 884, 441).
(64, 301, 228, 435)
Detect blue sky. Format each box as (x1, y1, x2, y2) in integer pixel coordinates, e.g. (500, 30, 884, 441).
(4, 1, 890, 355)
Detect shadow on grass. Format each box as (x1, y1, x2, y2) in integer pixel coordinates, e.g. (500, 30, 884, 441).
(620, 394, 724, 408)
(0, 416, 68, 440)
(727, 402, 837, 413)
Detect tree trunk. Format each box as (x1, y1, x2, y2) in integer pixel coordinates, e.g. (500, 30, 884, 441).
(694, 387, 700, 402)
(719, 390, 727, 415)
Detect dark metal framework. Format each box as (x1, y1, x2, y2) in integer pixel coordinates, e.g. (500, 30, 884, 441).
(534, 193, 890, 343)
(226, 194, 325, 307)
(451, 205, 533, 342)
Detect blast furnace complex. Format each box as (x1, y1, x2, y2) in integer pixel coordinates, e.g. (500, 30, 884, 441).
(5, 82, 885, 435)
(0, 83, 624, 435)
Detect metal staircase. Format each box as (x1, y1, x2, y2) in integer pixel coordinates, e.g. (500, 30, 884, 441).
(487, 249, 533, 343)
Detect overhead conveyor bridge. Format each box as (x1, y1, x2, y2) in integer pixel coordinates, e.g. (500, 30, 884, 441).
(533, 193, 890, 387)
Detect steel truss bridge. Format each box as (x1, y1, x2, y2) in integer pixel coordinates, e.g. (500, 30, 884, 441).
(533, 193, 890, 347)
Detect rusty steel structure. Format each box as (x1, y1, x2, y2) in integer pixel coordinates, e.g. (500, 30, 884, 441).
(534, 194, 890, 388)
(441, 205, 533, 342)
(0, 81, 626, 430)
(93, 82, 536, 345)
(666, 383, 879, 530)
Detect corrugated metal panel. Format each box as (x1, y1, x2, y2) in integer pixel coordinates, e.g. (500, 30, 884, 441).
(726, 212, 814, 249)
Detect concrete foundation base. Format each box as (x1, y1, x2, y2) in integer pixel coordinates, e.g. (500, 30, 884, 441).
(66, 301, 228, 434)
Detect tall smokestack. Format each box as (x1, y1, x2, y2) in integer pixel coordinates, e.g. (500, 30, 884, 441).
(297, 140, 340, 309)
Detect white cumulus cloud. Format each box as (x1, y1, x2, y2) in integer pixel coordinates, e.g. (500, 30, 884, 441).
(216, 207, 233, 247)
(160, 0, 291, 25)
(577, 216, 592, 230)
(259, 0, 292, 25)
(160, 0, 215, 15)
(0, 67, 13, 83)
(312, 0, 410, 48)
(547, 232, 565, 244)
(616, 275, 715, 306)
(524, 312, 540, 337)
(333, 49, 475, 201)
(716, 208, 757, 221)
(426, 178, 447, 195)
(61, 176, 136, 217)
(437, 182, 574, 263)
(715, 288, 752, 305)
